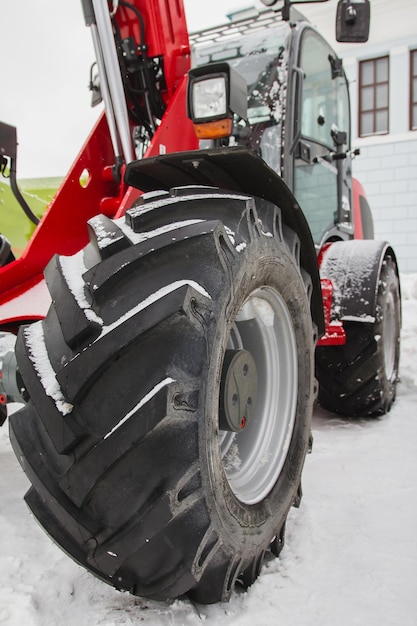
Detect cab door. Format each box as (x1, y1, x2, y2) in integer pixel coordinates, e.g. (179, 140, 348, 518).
(291, 27, 352, 246)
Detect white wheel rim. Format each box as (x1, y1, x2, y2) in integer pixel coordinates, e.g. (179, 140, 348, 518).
(383, 289, 396, 379)
(220, 286, 298, 505)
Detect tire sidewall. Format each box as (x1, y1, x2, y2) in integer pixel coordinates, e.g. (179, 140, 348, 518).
(199, 233, 314, 557)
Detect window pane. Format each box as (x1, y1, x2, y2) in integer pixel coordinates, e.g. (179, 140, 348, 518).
(335, 76, 350, 134)
(359, 56, 389, 137)
(361, 112, 373, 135)
(299, 30, 350, 147)
(412, 104, 417, 130)
(376, 110, 388, 133)
(413, 77, 417, 102)
(412, 51, 417, 75)
(376, 57, 389, 83)
(376, 84, 388, 108)
(294, 163, 337, 244)
(361, 61, 374, 86)
(361, 85, 374, 110)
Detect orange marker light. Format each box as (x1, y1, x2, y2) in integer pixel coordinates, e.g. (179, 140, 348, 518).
(193, 118, 233, 139)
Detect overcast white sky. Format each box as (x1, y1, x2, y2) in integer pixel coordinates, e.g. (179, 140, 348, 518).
(0, 0, 257, 178)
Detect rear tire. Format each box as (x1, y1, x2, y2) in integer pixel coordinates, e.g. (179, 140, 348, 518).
(10, 186, 315, 603)
(316, 253, 400, 416)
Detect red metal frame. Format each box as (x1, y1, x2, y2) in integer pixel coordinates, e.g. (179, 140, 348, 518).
(317, 277, 346, 346)
(316, 175, 371, 347)
(352, 176, 366, 239)
(114, 0, 191, 102)
(0, 0, 196, 329)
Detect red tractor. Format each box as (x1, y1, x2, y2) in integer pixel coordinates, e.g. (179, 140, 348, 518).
(0, 0, 400, 605)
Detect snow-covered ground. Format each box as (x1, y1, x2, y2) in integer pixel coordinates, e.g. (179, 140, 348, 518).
(1, 274, 416, 626)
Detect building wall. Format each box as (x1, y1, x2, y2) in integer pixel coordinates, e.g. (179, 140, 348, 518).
(299, 0, 417, 273)
(351, 138, 417, 272)
(341, 35, 417, 273)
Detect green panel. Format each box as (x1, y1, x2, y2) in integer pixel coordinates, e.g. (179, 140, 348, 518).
(0, 177, 62, 257)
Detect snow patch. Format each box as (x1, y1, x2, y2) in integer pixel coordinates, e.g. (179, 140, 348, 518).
(223, 441, 242, 472)
(224, 226, 235, 246)
(104, 377, 175, 439)
(98, 280, 211, 339)
(24, 323, 73, 415)
(116, 217, 204, 245)
(59, 251, 103, 326)
(258, 219, 273, 237)
(252, 296, 275, 327)
(320, 242, 379, 315)
(88, 215, 123, 249)
(126, 192, 250, 221)
(118, 215, 251, 254)
(342, 314, 375, 323)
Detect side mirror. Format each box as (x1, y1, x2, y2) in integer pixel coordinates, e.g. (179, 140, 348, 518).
(336, 0, 370, 43)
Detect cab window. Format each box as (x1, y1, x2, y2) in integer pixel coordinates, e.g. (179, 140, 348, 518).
(299, 29, 350, 148)
(294, 29, 350, 244)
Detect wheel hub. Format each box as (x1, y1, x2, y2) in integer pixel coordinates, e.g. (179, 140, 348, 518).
(219, 349, 258, 432)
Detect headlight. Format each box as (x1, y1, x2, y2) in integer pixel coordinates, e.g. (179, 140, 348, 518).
(192, 76, 227, 119)
(187, 62, 247, 139)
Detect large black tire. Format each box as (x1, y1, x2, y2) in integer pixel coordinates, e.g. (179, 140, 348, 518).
(10, 186, 315, 604)
(316, 253, 400, 416)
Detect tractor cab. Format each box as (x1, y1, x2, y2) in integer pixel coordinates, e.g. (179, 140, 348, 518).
(189, 7, 357, 247)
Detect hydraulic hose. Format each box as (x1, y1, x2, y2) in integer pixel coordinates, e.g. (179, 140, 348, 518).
(9, 159, 40, 225)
